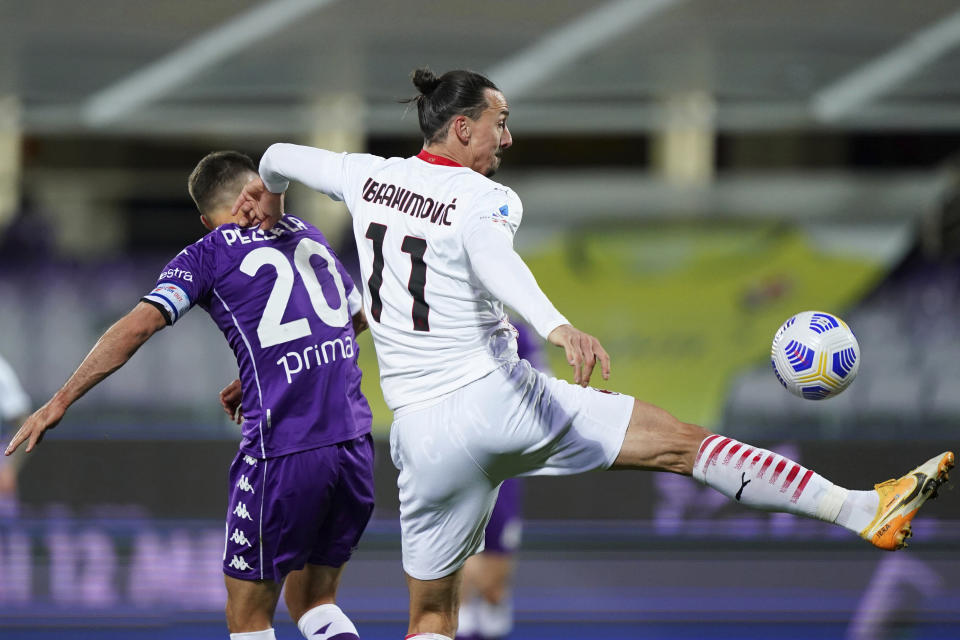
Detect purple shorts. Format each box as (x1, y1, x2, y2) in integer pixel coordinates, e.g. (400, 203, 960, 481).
(483, 478, 523, 554)
(222, 434, 375, 582)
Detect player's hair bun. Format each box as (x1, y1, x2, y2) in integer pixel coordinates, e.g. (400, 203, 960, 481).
(412, 67, 442, 95)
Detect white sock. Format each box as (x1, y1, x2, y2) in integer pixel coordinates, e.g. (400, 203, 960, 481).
(230, 630, 275, 640)
(476, 596, 513, 638)
(298, 603, 359, 639)
(836, 489, 880, 533)
(692, 434, 873, 533)
(457, 599, 479, 636)
(406, 635, 454, 640)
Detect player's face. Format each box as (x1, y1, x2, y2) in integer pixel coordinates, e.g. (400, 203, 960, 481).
(468, 89, 512, 177)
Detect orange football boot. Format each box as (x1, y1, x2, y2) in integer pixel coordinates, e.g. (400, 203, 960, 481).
(860, 451, 954, 550)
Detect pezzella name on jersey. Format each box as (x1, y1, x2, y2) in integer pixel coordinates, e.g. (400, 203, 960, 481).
(361, 178, 455, 226)
(220, 215, 309, 245)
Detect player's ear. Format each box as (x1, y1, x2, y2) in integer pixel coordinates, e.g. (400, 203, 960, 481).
(453, 115, 470, 144)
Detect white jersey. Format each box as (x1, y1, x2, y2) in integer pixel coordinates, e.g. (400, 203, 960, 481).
(260, 144, 568, 410)
(0, 353, 29, 423)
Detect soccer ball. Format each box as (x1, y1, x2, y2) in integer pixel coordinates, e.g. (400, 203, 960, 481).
(770, 310, 860, 400)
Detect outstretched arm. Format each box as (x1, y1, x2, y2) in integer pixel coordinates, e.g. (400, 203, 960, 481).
(234, 143, 349, 231)
(4, 303, 167, 455)
(464, 225, 611, 387)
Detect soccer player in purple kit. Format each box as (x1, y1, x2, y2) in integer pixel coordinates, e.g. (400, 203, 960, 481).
(5, 151, 373, 640)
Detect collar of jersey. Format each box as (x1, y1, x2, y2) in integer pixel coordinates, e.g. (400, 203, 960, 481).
(416, 149, 463, 167)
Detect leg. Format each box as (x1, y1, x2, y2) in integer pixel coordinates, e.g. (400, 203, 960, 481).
(283, 562, 343, 620)
(408, 570, 463, 638)
(462, 553, 514, 607)
(611, 398, 954, 550)
(284, 436, 375, 639)
(457, 477, 522, 640)
(224, 574, 282, 634)
(458, 553, 516, 640)
(285, 563, 359, 639)
(611, 398, 711, 473)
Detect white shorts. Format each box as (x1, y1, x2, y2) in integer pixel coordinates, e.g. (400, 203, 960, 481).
(389, 359, 634, 580)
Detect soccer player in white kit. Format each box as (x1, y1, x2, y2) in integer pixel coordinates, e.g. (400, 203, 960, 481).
(234, 67, 954, 640)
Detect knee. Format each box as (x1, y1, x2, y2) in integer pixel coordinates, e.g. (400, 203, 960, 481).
(615, 401, 712, 474)
(479, 582, 508, 605)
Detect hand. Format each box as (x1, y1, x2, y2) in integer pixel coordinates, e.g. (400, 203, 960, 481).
(352, 309, 369, 336)
(219, 378, 243, 424)
(4, 401, 66, 456)
(547, 324, 611, 387)
(232, 176, 283, 231)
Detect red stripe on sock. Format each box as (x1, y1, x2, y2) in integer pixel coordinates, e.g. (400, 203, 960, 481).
(791, 469, 814, 503)
(702, 437, 732, 472)
(735, 447, 755, 470)
(723, 443, 743, 464)
(780, 463, 801, 492)
(749, 452, 764, 468)
(694, 434, 723, 469)
(758, 454, 776, 479)
(770, 459, 788, 484)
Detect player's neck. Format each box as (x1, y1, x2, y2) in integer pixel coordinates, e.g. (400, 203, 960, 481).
(419, 145, 467, 170)
(203, 209, 239, 229)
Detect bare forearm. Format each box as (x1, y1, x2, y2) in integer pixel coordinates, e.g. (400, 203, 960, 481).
(52, 304, 163, 412)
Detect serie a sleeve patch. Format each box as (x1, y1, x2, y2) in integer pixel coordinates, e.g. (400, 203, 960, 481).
(141, 282, 192, 324)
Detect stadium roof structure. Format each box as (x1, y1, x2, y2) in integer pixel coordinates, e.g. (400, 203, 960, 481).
(4, 0, 960, 136)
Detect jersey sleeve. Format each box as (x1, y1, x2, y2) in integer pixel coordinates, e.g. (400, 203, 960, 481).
(462, 189, 568, 341)
(140, 240, 215, 325)
(259, 143, 380, 208)
(347, 286, 363, 316)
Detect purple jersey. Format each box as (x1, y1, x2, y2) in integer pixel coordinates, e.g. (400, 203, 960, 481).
(515, 321, 547, 372)
(142, 214, 372, 458)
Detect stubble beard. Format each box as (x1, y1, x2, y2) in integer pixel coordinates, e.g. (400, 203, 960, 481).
(485, 154, 503, 178)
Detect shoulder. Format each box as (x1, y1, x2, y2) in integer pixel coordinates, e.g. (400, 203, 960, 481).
(344, 151, 395, 172)
(282, 213, 332, 245)
(464, 176, 523, 221)
(458, 173, 521, 206)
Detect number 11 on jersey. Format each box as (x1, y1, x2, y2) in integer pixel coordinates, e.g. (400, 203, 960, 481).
(365, 222, 431, 331)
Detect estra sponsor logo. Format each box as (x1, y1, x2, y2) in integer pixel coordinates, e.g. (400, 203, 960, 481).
(159, 267, 193, 282)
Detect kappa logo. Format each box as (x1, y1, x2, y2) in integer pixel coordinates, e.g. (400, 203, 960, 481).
(228, 554, 253, 571)
(230, 528, 252, 547)
(233, 501, 253, 521)
(243, 455, 258, 467)
(236, 475, 254, 493)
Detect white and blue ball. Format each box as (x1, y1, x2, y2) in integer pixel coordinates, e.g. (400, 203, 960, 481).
(770, 310, 860, 400)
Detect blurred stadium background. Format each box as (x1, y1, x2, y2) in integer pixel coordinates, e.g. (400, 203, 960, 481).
(1, 1, 959, 638)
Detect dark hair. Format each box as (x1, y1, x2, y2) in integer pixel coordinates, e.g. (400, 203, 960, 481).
(187, 150, 257, 215)
(406, 67, 499, 144)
